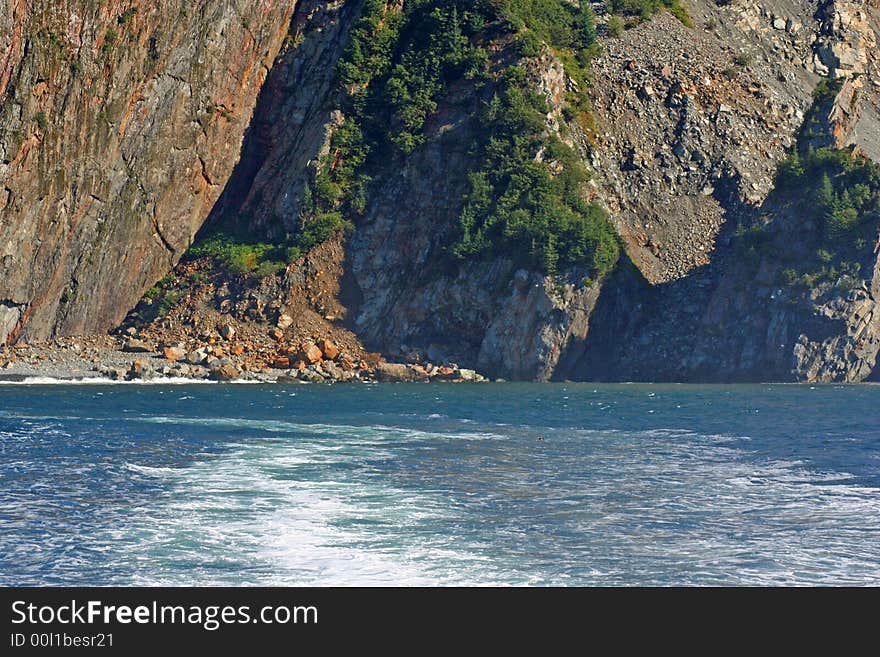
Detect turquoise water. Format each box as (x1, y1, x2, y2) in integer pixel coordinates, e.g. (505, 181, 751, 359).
(1, 382, 878, 586)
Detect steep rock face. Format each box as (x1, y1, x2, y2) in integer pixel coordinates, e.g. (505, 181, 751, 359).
(790, 257, 880, 382)
(329, 0, 879, 382)
(812, 0, 880, 159)
(4, 0, 879, 384)
(567, 211, 880, 383)
(0, 0, 294, 343)
(814, 0, 876, 79)
(344, 52, 601, 381)
(194, 0, 880, 382)
(209, 0, 358, 235)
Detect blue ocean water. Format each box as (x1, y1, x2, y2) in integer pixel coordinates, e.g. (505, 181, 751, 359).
(0, 382, 878, 586)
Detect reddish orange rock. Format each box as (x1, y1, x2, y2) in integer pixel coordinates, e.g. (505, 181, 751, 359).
(231, 345, 245, 356)
(320, 339, 340, 360)
(300, 342, 323, 364)
(163, 346, 186, 361)
(294, 360, 306, 370)
(272, 356, 290, 369)
(270, 328, 284, 342)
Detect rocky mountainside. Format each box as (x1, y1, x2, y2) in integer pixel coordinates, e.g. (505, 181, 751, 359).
(560, 0, 880, 383)
(2, 0, 880, 383)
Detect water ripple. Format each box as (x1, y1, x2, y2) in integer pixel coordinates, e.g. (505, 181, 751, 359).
(1, 383, 878, 585)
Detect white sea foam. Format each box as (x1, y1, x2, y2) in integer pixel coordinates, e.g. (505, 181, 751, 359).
(94, 424, 880, 586)
(125, 463, 181, 477)
(5, 399, 879, 586)
(116, 441, 494, 586)
(137, 415, 510, 442)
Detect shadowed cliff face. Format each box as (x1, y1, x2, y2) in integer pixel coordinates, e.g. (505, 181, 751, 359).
(342, 52, 606, 382)
(0, 0, 295, 343)
(207, 0, 359, 236)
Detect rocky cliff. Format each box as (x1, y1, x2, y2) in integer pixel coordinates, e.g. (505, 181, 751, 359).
(3, 0, 880, 383)
(559, 0, 880, 382)
(0, 0, 294, 343)
(207, 0, 612, 381)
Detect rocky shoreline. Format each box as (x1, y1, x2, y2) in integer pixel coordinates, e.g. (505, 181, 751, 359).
(0, 334, 489, 384)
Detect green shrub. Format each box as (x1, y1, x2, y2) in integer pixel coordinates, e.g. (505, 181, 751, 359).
(158, 291, 180, 317)
(607, 15, 624, 38)
(773, 149, 804, 190)
(669, 5, 693, 27)
(302, 0, 613, 276)
(452, 78, 619, 277)
(187, 234, 290, 277)
(779, 268, 799, 285)
(768, 106, 880, 291)
(329, 0, 599, 198)
(297, 212, 353, 251)
(608, 0, 691, 26)
(186, 213, 351, 279)
(118, 8, 138, 24)
(733, 52, 752, 67)
(775, 146, 880, 240)
(214, 1, 614, 277)
(102, 28, 118, 54)
(515, 31, 543, 57)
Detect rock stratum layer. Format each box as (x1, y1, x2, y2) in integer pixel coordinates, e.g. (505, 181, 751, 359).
(3, 0, 880, 383)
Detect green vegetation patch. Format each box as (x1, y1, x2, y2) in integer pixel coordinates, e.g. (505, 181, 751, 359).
(794, 78, 844, 147)
(753, 91, 880, 291)
(185, 1, 618, 282)
(775, 146, 880, 241)
(185, 204, 354, 278)
(608, 0, 693, 27)
(101, 28, 118, 55)
(771, 145, 879, 291)
(142, 275, 182, 319)
(322, 0, 490, 220)
(310, 0, 617, 278)
(187, 234, 294, 278)
(453, 70, 619, 276)
(33, 111, 48, 132)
